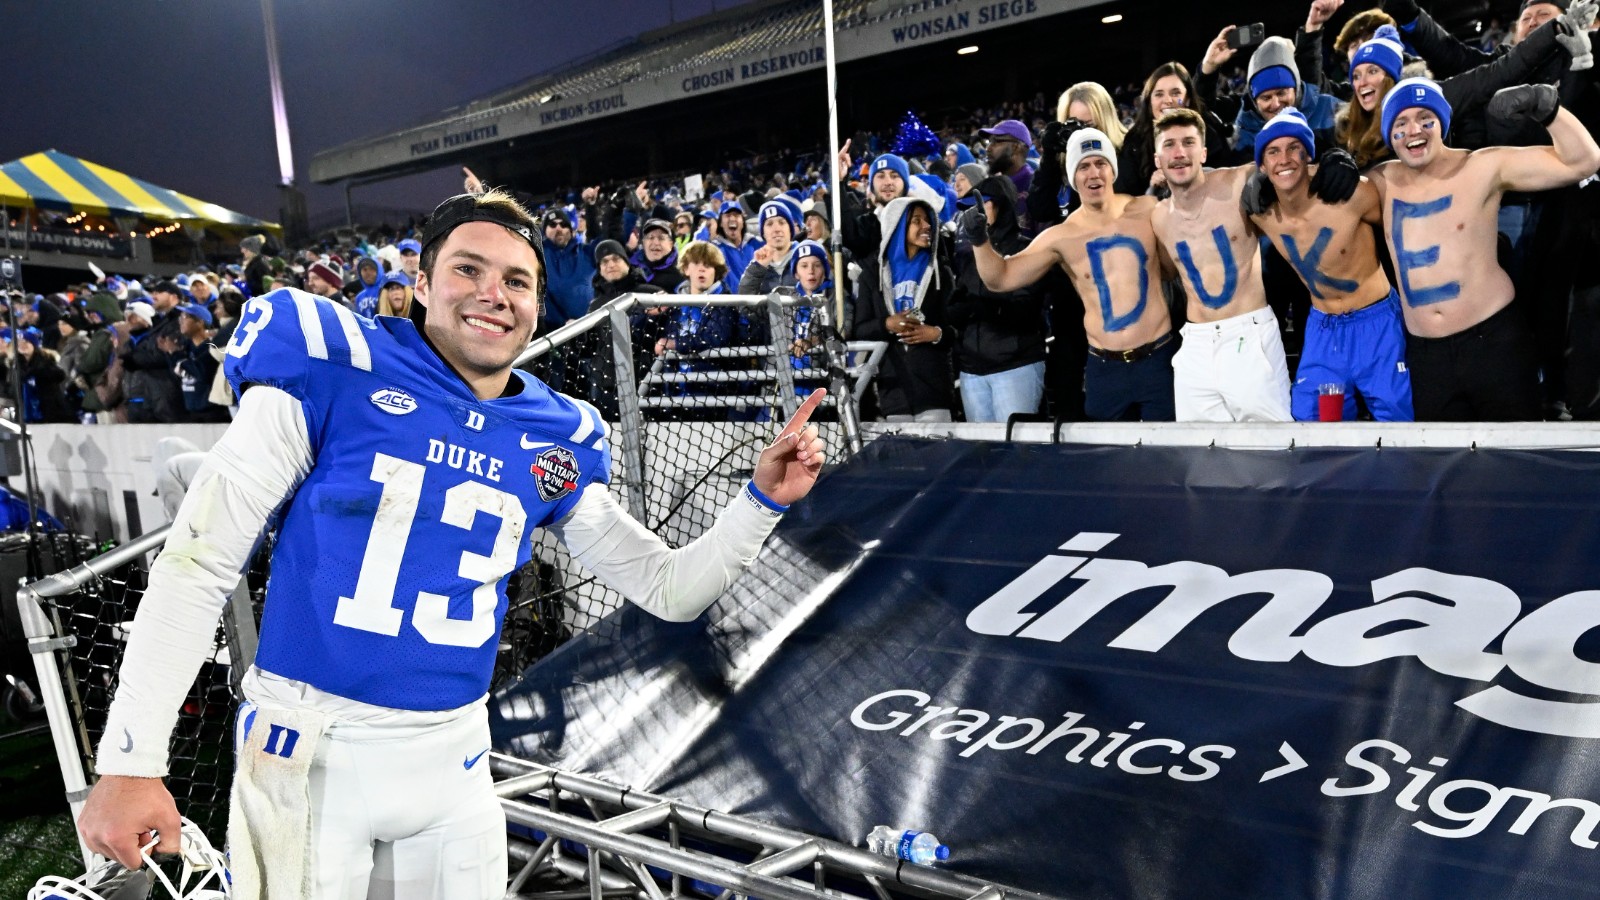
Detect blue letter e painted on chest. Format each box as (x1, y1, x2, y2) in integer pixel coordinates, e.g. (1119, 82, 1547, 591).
(1282, 228, 1359, 300)
(1085, 235, 1149, 332)
(1175, 225, 1238, 310)
(1392, 196, 1461, 307)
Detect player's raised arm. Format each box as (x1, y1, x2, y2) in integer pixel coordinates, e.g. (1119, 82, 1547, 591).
(1489, 84, 1600, 193)
(553, 390, 829, 623)
(962, 204, 1063, 293)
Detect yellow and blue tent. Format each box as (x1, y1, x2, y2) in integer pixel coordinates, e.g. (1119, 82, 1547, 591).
(0, 149, 280, 234)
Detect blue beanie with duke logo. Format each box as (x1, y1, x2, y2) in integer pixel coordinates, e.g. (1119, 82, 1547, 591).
(758, 196, 803, 236)
(791, 240, 832, 281)
(1255, 109, 1316, 167)
(1382, 77, 1452, 148)
(1350, 24, 1406, 83)
(870, 154, 911, 185)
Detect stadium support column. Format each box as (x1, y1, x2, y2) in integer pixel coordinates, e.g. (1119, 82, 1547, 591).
(262, 0, 308, 242)
(822, 0, 862, 453)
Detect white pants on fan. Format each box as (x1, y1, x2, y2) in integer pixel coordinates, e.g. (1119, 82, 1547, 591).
(1173, 307, 1292, 422)
(234, 699, 506, 900)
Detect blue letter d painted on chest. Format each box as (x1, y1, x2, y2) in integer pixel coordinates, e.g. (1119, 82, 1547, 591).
(1175, 225, 1238, 310)
(1086, 235, 1149, 332)
(1392, 196, 1461, 307)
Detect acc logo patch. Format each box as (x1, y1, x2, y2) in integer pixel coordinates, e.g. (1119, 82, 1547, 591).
(530, 446, 580, 502)
(369, 388, 417, 415)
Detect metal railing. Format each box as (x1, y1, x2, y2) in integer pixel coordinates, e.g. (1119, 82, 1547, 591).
(518, 290, 881, 521)
(493, 754, 1033, 899)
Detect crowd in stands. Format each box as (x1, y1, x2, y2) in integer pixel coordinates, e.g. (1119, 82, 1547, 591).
(16, 0, 1600, 427)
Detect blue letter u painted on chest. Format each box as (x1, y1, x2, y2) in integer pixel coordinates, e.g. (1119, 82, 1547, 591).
(1392, 196, 1461, 307)
(1174, 225, 1238, 310)
(1282, 228, 1360, 300)
(1085, 235, 1149, 332)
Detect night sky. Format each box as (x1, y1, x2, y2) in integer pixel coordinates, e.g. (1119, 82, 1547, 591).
(7, 0, 754, 225)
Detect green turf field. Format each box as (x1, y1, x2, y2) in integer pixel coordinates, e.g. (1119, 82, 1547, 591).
(0, 726, 85, 895)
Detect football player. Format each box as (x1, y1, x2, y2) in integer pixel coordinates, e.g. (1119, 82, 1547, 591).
(76, 188, 828, 899)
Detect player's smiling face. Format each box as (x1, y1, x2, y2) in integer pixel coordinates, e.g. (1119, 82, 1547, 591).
(414, 221, 542, 398)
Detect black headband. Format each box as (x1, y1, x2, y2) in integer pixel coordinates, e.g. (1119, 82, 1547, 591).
(421, 194, 538, 254)
(418, 193, 546, 298)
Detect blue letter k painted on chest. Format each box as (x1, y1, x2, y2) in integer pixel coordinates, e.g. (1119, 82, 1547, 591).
(1282, 227, 1360, 300)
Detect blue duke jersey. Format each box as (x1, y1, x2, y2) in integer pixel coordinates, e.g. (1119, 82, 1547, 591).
(225, 288, 611, 710)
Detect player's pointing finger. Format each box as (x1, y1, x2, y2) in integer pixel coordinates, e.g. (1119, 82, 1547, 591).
(779, 389, 827, 441)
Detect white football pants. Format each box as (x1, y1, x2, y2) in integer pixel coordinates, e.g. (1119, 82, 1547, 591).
(236, 702, 506, 899)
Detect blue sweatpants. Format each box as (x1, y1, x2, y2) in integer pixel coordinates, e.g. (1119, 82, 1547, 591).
(1291, 289, 1414, 422)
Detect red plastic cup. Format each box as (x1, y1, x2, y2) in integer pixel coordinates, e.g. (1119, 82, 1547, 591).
(1317, 384, 1345, 422)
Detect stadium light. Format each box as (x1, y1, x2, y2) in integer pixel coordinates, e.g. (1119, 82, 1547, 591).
(1102, 13, 1123, 23)
(957, 45, 979, 55)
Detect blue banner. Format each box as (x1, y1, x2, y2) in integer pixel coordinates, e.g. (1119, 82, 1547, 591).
(493, 437, 1600, 898)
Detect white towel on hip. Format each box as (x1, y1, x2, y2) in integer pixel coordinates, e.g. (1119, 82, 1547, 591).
(227, 702, 327, 900)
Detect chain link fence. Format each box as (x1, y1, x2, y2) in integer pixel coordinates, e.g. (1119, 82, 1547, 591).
(17, 292, 881, 858)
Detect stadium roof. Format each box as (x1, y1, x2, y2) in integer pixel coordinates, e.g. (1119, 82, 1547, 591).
(2, 149, 280, 232)
(311, 0, 1102, 184)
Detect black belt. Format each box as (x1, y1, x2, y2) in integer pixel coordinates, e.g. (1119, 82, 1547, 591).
(1087, 331, 1174, 363)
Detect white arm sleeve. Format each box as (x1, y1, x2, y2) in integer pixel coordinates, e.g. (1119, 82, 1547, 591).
(95, 386, 313, 777)
(550, 483, 785, 623)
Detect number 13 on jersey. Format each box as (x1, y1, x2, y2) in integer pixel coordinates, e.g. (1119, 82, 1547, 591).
(334, 452, 528, 648)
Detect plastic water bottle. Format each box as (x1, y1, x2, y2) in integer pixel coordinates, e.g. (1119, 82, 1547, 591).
(867, 826, 950, 865)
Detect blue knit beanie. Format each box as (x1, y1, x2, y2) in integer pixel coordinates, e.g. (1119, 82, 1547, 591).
(1350, 24, 1405, 83)
(869, 154, 911, 185)
(1255, 109, 1316, 167)
(1382, 77, 1452, 147)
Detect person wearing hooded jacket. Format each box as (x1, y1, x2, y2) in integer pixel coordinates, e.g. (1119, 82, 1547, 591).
(947, 174, 1051, 422)
(1, 326, 72, 423)
(852, 195, 956, 421)
(350, 256, 383, 312)
(74, 291, 125, 421)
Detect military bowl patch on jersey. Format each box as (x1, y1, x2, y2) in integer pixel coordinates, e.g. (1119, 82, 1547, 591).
(530, 446, 581, 502)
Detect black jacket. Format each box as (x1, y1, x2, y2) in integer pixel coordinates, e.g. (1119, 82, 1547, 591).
(839, 184, 884, 262)
(948, 176, 1049, 376)
(118, 313, 183, 423)
(2, 348, 72, 423)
